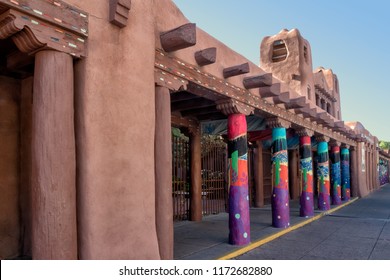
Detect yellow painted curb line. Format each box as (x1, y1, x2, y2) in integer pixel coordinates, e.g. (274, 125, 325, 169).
(217, 197, 359, 260)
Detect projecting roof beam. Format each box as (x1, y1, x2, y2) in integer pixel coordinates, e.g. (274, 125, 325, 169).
(242, 73, 273, 89)
(195, 47, 216, 66)
(160, 23, 196, 52)
(223, 62, 250, 78)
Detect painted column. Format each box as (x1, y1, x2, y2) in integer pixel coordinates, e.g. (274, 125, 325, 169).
(190, 126, 202, 222)
(289, 149, 300, 200)
(341, 146, 351, 201)
(298, 132, 314, 217)
(330, 144, 342, 205)
(271, 126, 290, 228)
(227, 114, 250, 245)
(154, 85, 174, 259)
(316, 137, 330, 211)
(32, 51, 77, 259)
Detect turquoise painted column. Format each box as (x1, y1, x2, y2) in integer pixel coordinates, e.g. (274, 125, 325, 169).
(330, 143, 342, 205)
(267, 118, 291, 228)
(316, 136, 330, 211)
(341, 146, 351, 200)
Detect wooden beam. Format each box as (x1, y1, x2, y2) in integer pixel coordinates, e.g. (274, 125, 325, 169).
(223, 62, 249, 78)
(171, 115, 199, 129)
(170, 91, 198, 102)
(160, 23, 196, 52)
(6, 51, 34, 71)
(109, 0, 131, 28)
(196, 112, 226, 121)
(272, 91, 290, 104)
(194, 47, 216, 66)
(180, 105, 218, 117)
(284, 96, 306, 109)
(243, 73, 272, 89)
(259, 83, 282, 98)
(171, 97, 214, 112)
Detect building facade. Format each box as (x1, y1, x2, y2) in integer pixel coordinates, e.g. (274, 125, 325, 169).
(0, 0, 389, 260)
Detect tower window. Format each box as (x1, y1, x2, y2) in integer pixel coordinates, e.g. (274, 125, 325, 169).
(307, 85, 311, 100)
(303, 45, 308, 63)
(272, 40, 288, 62)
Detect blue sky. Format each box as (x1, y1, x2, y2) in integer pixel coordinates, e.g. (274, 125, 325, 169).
(172, 0, 390, 141)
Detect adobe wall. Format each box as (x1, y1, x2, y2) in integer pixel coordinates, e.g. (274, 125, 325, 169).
(68, 0, 160, 259)
(0, 76, 20, 259)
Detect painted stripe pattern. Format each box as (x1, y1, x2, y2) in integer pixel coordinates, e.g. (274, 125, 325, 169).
(228, 114, 250, 245)
(341, 147, 351, 200)
(299, 136, 314, 217)
(330, 146, 342, 205)
(271, 127, 290, 228)
(317, 142, 330, 210)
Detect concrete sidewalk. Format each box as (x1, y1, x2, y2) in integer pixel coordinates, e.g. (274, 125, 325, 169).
(174, 192, 360, 260)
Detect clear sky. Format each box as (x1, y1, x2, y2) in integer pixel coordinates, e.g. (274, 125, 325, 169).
(172, 0, 390, 141)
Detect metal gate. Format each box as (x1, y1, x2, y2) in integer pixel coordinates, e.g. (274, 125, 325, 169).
(172, 131, 190, 221)
(172, 130, 228, 221)
(201, 136, 228, 216)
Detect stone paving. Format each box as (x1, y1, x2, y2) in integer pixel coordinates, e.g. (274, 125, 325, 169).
(174, 184, 390, 260)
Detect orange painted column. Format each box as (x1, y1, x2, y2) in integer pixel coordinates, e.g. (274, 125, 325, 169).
(31, 51, 77, 259)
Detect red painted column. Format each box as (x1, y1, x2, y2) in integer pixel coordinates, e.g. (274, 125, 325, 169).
(227, 114, 250, 245)
(31, 51, 77, 259)
(298, 132, 314, 217)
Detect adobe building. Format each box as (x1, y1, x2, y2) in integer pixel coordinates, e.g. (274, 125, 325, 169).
(1, 0, 389, 260)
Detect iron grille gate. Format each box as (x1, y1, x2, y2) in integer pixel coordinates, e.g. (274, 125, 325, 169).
(172, 131, 228, 221)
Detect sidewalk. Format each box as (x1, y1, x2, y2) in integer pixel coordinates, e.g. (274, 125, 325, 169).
(174, 193, 361, 260)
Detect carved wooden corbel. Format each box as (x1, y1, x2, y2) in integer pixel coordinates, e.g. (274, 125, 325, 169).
(295, 127, 314, 137)
(265, 117, 291, 129)
(315, 135, 330, 143)
(329, 139, 341, 147)
(109, 0, 131, 28)
(216, 99, 254, 116)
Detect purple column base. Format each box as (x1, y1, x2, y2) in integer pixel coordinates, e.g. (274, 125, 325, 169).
(318, 193, 330, 210)
(229, 185, 250, 245)
(272, 187, 290, 228)
(341, 187, 350, 201)
(300, 191, 314, 217)
(331, 186, 342, 205)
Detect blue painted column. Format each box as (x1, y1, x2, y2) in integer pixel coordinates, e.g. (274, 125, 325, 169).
(330, 144, 342, 205)
(341, 146, 351, 201)
(316, 137, 330, 211)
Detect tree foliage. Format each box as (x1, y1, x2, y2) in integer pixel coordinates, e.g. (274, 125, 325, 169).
(379, 140, 390, 150)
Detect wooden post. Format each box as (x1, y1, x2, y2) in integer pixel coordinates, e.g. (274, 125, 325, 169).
(190, 127, 202, 221)
(254, 141, 264, 207)
(31, 50, 77, 259)
(154, 85, 173, 259)
(350, 147, 359, 197)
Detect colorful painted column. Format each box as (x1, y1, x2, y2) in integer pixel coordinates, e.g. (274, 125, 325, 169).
(316, 138, 330, 211)
(271, 127, 290, 228)
(227, 114, 250, 245)
(298, 134, 314, 217)
(341, 146, 351, 201)
(330, 144, 342, 205)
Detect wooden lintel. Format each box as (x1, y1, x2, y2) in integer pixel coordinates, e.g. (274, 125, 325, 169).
(223, 62, 249, 78)
(243, 73, 272, 89)
(171, 115, 198, 128)
(109, 0, 131, 28)
(196, 112, 226, 121)
(334, 121, 344, 128)
(160, 23, 196, 52)
(194, 47, 216, 66)
(7, 50, 34, 70)
(181, 105, 218, 117)
(171, 97, 214, 112)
